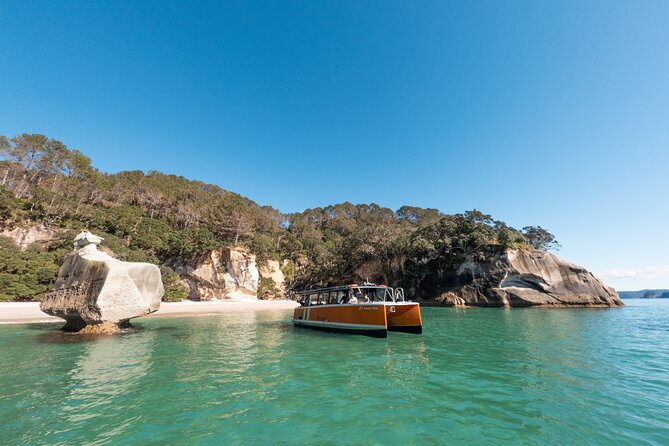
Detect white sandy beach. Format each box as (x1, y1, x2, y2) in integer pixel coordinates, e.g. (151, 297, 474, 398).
(0, 300, 299, 324)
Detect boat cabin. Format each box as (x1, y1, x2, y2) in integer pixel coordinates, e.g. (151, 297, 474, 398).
(295, 284, 405, 306)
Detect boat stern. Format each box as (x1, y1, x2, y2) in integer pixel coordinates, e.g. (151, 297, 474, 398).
(386, 302, 422, 334)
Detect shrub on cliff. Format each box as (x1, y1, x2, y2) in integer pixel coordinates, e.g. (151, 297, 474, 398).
(0, 236, 63, 301)
(258, 277, 281, 299)
(160, 266, 190, 301)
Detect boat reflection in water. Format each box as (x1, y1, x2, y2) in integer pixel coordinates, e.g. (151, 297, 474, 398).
(292, 283, 422, 338)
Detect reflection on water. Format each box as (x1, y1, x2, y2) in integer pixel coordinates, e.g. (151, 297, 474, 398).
(1, 303, 669, 445)
(60, 331, 156, 444)
(66, 331, 156, 405)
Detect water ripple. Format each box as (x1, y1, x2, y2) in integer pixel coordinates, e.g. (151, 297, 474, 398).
(1, 301, 669, 445)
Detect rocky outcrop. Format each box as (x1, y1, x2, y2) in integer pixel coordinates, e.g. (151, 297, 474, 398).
(1, 224, 56, 250)
(168, 247, 259, 301)
(40, 231, 163, 332)
(419, 249, 622, 308)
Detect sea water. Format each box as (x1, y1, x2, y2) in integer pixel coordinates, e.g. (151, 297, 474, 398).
(1, 300, 668, 445)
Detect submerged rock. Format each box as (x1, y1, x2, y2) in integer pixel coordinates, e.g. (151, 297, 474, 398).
(41, 231, 163, 332)
(422, 249, 622, 307)
(168, 246, 259, 300)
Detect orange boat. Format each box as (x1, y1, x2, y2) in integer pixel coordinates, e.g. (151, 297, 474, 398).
(292, 284, 422, 338)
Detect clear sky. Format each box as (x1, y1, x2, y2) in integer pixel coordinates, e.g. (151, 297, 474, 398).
(1, 1, 668, 290)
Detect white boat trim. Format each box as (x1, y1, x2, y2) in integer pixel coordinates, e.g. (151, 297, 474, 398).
(292, 319, 387, 331)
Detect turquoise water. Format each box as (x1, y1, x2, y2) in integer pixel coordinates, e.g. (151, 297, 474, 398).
(1, 300, 668, 445)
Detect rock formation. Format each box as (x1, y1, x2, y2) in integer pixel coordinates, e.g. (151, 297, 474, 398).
(40, 231, 163, 332)
(168, 246, 259, 300)
(418, 249, 622, 307)
(1, 224, 56, 250)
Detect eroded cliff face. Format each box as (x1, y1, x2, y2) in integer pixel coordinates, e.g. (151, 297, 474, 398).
(1, 224, 57, 250)
(418, 249, 622, 308)
(168, 247, 259, 300)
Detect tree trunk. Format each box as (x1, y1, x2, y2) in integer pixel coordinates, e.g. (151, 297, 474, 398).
(50, 173, 59, 192)
(75, 196, 84, 214)
(14, 172, 27, 198)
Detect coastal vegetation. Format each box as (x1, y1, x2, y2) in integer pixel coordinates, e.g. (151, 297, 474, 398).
(0, 133, 559, 301)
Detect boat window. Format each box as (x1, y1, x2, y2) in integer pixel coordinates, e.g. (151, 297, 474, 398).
(336, 290, 347, 303)
(300, 287, 396, 305)
(352, 287, 386, 302)
(371, 288, 386, 302)
(328, 291, 339, 304)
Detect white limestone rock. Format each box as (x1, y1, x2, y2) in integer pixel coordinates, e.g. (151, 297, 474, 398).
(168, 246, 259, 301)
(40, 231, 163, 332)
(223, 247, 259, 299)
(1, 224, 56, 250)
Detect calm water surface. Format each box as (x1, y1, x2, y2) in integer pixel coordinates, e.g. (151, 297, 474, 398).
(1, 300, 668, 445)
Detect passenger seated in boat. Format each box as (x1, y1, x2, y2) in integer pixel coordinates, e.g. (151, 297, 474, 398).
(349, 295, 358, 304)
(362, 295, 370, 303)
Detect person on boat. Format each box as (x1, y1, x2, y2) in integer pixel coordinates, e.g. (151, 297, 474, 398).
(349, 294, 358, 304)
(362, 294, 370, 303)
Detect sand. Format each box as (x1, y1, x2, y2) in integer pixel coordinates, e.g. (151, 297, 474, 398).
(0, 300, 299, 324)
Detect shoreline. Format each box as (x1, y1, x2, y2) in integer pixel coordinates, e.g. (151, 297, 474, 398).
(0, 300, 299, 325)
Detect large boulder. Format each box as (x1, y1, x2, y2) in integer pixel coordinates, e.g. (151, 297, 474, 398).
(41, 231, 163, 332)
(168, 246, 259, 301)
(420, 249, 622, 307)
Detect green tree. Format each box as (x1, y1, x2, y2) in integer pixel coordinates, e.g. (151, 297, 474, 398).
(522, 226, 561, 251)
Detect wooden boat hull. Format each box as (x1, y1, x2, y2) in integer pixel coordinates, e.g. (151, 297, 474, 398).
(292, 302, 422, 337)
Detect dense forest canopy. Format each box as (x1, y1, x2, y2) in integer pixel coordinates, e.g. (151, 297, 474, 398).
(0, 133, 559, 301)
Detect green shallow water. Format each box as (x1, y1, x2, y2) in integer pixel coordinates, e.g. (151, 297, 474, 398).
(1, 300, 669, 445)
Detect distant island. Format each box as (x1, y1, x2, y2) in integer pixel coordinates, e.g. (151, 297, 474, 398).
(618, 290, 669, 299)
(0, 133, 622, 307)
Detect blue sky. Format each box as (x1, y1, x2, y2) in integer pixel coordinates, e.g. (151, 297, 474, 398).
(1, 1, 668, 289)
